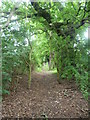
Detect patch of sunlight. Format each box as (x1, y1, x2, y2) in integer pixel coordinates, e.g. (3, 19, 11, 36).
(51, 69, 57, 74)
(84, 29, 88, 39)
(35, 67, 42, 72)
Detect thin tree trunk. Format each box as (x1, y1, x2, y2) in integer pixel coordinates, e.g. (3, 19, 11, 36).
(57, 61, 61, 83)
(56, 51, 62, 84)
(49, 52, 52, 70)
(28, 49, 32, 89)
(49, 31, 53, 70)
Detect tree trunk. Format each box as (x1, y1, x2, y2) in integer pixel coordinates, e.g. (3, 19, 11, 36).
(49, 31, 53, 70)
(57, 63, 61, 84)
(28, 50, 32, 89)
(49, 52, 52, 70)
(56, 50, 62, 84)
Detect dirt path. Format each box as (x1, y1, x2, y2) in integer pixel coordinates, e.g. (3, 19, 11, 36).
(2, 71, 89, 118)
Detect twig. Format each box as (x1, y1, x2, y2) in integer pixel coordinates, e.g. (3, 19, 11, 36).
(77, 105, 86, 113)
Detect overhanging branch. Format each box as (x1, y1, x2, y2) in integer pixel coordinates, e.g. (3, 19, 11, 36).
(31, 2, 52, 24)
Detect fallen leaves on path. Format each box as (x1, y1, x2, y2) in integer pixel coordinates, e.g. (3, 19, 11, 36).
(2, 71, 89, 118)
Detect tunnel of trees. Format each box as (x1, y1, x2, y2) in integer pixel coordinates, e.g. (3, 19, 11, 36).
(0, 0, 89, 101)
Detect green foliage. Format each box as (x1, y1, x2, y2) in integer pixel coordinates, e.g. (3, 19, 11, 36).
(1, 1, 89, 99)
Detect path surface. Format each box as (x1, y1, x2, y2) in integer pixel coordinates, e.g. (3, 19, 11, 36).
(2, 71, 89, 118)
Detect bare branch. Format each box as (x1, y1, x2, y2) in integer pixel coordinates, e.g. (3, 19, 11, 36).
(0, 3, 20, 30)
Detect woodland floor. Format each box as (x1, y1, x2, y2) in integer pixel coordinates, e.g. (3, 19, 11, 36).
(2, 71, 89, 118)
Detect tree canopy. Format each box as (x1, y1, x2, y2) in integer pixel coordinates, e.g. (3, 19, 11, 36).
(0, 0, 89, 99)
